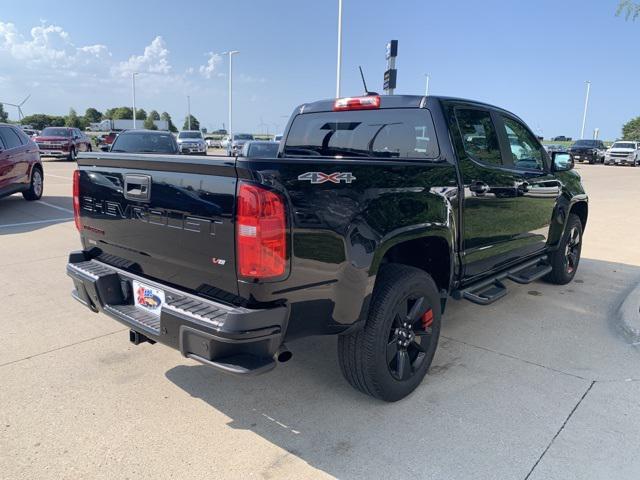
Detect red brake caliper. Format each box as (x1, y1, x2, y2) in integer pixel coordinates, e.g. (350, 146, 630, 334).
(421, 309, 434, 330)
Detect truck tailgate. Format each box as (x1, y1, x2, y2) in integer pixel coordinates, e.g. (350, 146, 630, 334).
(76, 153, 239, 298)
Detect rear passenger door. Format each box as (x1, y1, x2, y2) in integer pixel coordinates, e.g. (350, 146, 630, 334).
(0, 126, 29, 189)
(494, 113, 560, 257)
(448, 104, 553, 281)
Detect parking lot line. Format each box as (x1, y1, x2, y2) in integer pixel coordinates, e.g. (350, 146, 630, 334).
(0, 217, 73, 229)
(45, 173, 72, 180)
(38, 200, 74, 214)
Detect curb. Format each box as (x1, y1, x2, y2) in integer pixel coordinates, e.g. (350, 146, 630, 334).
(617, 282, 640, 345)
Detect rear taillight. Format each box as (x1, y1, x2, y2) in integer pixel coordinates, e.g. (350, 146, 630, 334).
(72, 170, 81, 231)
(236, 182, 286, 279)
(333, 95, 381, 111)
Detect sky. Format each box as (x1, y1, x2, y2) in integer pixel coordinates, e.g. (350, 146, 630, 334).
(0, 0, 638, 139)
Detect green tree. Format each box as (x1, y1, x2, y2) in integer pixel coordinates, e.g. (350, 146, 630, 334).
(107, 107, 133, 120)
(183, 114, 200, 131)
(143, 116, 158, 130)
(0, 103, 8, 122)
(84, 107, 102, 123)
(135, 108, 147, 120)
(22, 114, 66, 129)
(66, 108, 81, 128)
(161, 111, 178, 132)
(622, 116, 640, 140)
(618, 0, 640, 20)
(148, 110, 160, 121)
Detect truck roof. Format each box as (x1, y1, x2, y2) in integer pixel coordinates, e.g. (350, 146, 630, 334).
(297, 95, 514, 115)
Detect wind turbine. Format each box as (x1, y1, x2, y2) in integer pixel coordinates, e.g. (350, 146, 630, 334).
(257, 116, 269, 135)
(0, 95, 31, 122)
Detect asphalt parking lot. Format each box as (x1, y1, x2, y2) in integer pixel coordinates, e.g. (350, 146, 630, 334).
(1, 160, 639, 480)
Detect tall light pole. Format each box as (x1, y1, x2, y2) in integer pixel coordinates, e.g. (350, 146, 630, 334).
(580, 80, 591, 139)
(132, 72, 139, 129)
(424, 73, 430, 96)
(222, 50, 239, 139)
(187, 95, 191, 130)
(336, 0, 343, 98)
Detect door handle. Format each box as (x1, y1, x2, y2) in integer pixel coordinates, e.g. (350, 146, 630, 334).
(469, 181, 490, 194)
(124, 174, 151, 202)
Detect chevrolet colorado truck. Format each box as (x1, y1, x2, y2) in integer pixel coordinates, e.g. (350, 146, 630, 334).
(67, 95, 588, 401)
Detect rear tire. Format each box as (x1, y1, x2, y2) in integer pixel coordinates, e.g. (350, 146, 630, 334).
(544, 213, 583, 285)
(337, 264, 441, 402)
(22, 166, 43, 201)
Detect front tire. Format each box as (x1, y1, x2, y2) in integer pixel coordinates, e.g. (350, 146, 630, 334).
(67, 148, 76, 162)
(544, 213, 583, 285)
(22, 166, 43, 201)
(337, 264, 441, 402)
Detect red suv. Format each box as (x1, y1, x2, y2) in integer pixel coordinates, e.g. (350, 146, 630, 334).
(35, 127, 92, 161)
(0, 123, 43, 201)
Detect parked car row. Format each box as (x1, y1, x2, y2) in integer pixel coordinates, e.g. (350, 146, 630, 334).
(91, 129, 279, 158)
(561, 139, 640, 166)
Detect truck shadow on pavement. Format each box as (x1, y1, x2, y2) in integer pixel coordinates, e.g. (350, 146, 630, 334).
(165, 257, 640, 479)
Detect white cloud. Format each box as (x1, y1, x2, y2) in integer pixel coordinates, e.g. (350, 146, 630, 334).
(0, 21, 109, 69)
(113, 36, 171, 76)
(199, 52, 222, 79)
(238, 73, 267, 84)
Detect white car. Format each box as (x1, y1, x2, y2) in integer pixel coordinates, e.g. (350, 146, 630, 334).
(220, 135, 231, 149)
(205, 137, 221, 148)
(176, 130, 207, 155)
(605, 141, 639, 166)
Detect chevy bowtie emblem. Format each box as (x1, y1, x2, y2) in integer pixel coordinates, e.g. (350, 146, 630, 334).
(298, 172, 356, 184)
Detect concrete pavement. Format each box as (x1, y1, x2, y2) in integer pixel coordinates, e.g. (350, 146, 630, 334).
(0, 160, 639, 479)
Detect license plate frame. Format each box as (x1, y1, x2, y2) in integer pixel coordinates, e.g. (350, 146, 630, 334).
(132, 280, 165, 316)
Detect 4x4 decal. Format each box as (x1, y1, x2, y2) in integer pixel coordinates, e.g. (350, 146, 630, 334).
(298, 172, 356, 184)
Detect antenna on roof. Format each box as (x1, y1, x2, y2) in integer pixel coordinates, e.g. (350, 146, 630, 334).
(358, 66, 378, 96)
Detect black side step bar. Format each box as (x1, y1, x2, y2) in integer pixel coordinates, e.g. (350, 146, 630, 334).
(453, 256, 551, 306)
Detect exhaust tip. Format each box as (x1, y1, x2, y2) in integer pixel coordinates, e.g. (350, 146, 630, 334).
(276, 347, 292, 363)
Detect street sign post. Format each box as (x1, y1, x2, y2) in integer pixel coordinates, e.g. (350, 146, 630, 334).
(384, 40, 398, 95)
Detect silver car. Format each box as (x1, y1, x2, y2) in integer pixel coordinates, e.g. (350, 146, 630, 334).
(226, 133, 254, 156)
(176, 130, 207, 155)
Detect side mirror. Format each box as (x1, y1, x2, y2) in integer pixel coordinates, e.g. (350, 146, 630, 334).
(552, 152, 573, 171)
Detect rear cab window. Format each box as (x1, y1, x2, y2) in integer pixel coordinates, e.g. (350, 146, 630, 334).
(283, 109, 439, 159)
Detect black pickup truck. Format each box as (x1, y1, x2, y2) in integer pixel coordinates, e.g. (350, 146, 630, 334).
(67, 95, 587, 401)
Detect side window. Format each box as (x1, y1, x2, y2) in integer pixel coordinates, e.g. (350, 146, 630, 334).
(13, 128, 30, 145)
(501, 116, 545, 171)
(0, 126, 23, 150)
(455, 108, 502, 165)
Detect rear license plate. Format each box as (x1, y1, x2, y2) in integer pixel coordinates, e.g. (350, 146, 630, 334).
(133, 280, 165, 316)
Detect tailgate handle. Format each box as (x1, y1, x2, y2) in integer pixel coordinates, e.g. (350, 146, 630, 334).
(124, 174, 151, 202)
